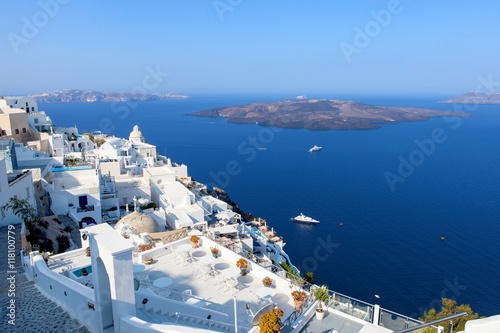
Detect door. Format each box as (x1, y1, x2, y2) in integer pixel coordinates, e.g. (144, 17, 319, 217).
(79, 195, 88, 208)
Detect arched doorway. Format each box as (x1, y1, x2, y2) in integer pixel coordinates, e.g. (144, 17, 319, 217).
(95, 257, 114, 329)
(79, 217, 96, 229)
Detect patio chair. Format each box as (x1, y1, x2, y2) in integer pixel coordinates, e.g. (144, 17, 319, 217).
(224, 277, 240, 291)
(196, 264, 214, 281)
(180, 252, 195, 267)
(182, 289, 192, 302)
(215, 274, 228, 290)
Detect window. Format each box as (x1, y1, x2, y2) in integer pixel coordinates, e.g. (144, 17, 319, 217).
(26, 102, 28, 107)
(15, 129, 19, 134)
(1, 130, 5, 135)
(31, 107, 34, 111)
(26, 187, 30, 198)
(34, 118, 39, 124)
(22, 128, 26, 133)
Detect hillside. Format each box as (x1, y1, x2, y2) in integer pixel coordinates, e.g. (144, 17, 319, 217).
(29, 89, 189, 103)
(189, 99, 471, 130)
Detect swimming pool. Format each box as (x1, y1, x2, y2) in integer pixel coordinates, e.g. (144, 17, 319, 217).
(71, 265, 92, 278)
(52, 165, 92, 172)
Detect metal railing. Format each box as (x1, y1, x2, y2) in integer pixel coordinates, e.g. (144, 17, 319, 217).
(379, 307, 427, 331)
(280, 292, 314, 333)
(328, 291, 374, 322)
(77, 206, 95, 213)
(138, 282, 227, 313)
(393, 311, 468, 333)
(174, 312, 251, 333)
(161, 228, 188, 244)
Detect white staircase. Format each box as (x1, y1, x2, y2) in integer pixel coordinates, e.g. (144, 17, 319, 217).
(137, 306, 234, 332)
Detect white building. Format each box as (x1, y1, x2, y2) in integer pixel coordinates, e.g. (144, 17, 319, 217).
(0, 158, 36, 226)
(43, 167, 102, 226)
(4, 96, 38, 113)
(145, 166, 205, 230)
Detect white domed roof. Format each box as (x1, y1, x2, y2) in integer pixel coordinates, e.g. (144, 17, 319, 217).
(129, 125, 145, 143)
(114, 211, 160, 234)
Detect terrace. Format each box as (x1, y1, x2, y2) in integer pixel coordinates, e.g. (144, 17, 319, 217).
(47, 235, 301, 332)
(133, 237, 300, 331)
(45, 229, 428, 333)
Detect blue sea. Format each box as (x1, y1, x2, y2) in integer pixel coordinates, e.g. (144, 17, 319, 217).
(41, 94, 500, 318)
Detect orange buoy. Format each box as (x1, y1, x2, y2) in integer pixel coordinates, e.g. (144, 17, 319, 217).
(339, 223, 344, 226)
(440, 237, 445, 241)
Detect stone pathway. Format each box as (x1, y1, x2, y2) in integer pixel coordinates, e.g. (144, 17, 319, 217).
(0, 226, 89, 333)
(57, 215, 82, 249)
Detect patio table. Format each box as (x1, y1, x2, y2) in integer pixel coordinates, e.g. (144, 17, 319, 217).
(177, 244, 192, 252)
(133, 264, 145, 273)
(153, 277, 173, 288)
(221, 267, 240, 278)
(199, 255, 215, 264)
(256, 287, 276, 298)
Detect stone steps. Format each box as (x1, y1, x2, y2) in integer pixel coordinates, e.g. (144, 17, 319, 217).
(137, 306, 232, 332)
(0, 226, 89, 333)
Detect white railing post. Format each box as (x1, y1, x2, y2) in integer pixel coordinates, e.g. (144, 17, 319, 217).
(437, 326, 444, 333)
(373, 304, 380, 325)
(233, 296, 238, 333)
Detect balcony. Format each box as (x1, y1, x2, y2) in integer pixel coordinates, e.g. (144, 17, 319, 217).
(76, 205, 95, 213)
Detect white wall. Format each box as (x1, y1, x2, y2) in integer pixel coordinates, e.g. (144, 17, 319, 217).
(0, 160, 36, 226)
(30, 255, 100, 333)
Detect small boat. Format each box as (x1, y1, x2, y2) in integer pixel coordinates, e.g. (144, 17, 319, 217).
(308, 145, 322, 152)
(291, 213, 320, 224)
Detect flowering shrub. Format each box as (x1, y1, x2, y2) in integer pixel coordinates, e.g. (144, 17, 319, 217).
(259, 308, 284, 333)
(262, 276, 273, 287)
(138, 244, 153, 252)
(236, 258, 248, 269)
(291, 290, 307, 302)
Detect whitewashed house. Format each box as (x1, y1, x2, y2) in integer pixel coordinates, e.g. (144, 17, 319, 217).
(145, 166, 205, 230)
(43, 167, 102, 226)
(0, 158, 36, 226)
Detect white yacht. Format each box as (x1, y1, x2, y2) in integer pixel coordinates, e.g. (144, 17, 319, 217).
(308, 145, 322, 152)
(291, 213, 320, 224)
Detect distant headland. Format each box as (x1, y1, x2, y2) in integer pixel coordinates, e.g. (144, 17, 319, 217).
(28, 89, 189, 103)
(188, 98, 471, 130)
(439, 92, 500, 104)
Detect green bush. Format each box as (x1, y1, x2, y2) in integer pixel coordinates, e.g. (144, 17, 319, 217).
(140, 202, 157, 210)
(56, 235, 71, 253)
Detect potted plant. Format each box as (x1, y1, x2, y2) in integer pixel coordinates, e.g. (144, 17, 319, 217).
(190, 235, 200, 248)
(138, 244, 153, 252)
(259, 308, 284, 333)
(85, 247, 91, 257)
(236, 258, 248, 275)
(313, 285, 330, 320)
(40, 251, 52, 265)
(262, 276, 273, 287)
(122, 232, 130, 239)
(210, 246, 220, 258)
(291, 290, 307, 308)
(82, 267, 88, 276)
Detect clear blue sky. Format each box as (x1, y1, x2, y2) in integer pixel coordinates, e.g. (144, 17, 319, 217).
(1, 0, 499, 96)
